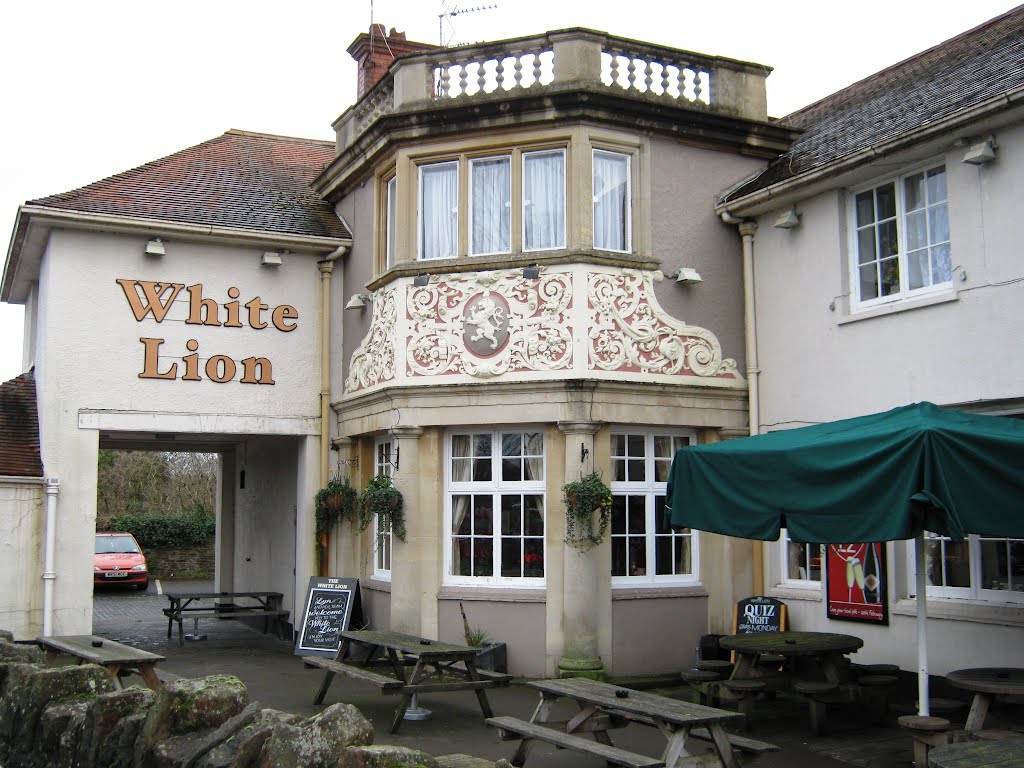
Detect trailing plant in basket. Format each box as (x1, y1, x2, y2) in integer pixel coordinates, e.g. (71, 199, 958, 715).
(314, 474, 360, 536)
(563, 471, 612, 550)
(359, 474, 406, 542)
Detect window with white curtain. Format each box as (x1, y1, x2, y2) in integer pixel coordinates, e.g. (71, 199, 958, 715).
(385, 176, 397, 269)
(909, 533, 1024, 603)
(523, 149, 566, 251)
(593, 149, 631, 252)
(373, 439, 394, 579)
(470, 156, 511, 255)
(610, 429, 697, 585)
(446, 429, 545, 585)
(419, 161, 458, 260)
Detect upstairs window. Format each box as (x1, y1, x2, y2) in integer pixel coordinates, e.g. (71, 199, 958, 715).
(593, 149, 631, 252)
(385, 176, 397, 269)
(470, 156, 511, 256)
(851, 164, 951, 308)
(420, 161, 458, 260)
(523, 149, 566, 251)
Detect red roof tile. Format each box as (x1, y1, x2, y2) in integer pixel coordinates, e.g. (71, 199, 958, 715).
(0, 371, 42, 478)
(29, 130, 351, 241)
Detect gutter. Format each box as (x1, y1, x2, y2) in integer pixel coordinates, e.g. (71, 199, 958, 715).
(717, 86, 1024, 216)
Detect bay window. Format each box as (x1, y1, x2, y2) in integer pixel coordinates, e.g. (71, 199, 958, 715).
(419, 161, 458, 260)
(522, 149, 566, 251)
(610, 429, 697, 584)
(851, 164, 951, 308)
(447, 429, 546, 584)
(385, 176, 397, 269)
(470, 156, 511, 255)
(593, 149, 631, 252)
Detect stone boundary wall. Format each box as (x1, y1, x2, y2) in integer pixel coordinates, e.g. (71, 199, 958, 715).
(143, 543, 215, 579)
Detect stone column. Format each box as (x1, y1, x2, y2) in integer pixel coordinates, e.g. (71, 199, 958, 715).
(557, 420, 605, 679)
(331, 437, 358, 578)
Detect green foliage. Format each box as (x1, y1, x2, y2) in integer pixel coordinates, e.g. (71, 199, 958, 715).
(359, 474, 406, 542)
(562, 471, 613, 550)
(108, 507, 216, 548)
(314, 475, 360, 536)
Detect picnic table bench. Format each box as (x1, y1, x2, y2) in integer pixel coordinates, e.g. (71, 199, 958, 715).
(163, 591, 288, 646)
(307, 629, 511, 733)
(37, 634, 165, 690)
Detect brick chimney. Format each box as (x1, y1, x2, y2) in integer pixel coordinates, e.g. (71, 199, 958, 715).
(347, 24, 438, 99)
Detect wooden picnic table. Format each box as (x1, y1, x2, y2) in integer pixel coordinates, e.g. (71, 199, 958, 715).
(306, 629, 510, 734)
(946, 668, 1024, 733)
(928, 737, 1024, 767)
(489, 676, 777, 768)
(164, 590, 287, 646)
(37, 634, 164, 690)
(719, 631, 863, 685)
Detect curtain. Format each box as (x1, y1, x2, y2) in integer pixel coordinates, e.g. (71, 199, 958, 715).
(385, 177, 397, 268)
(593, 151, 629, 251)
(421, 162, 458, 260)
(451, 435, 473, 576)
(471, 157, 511, 255)
(524, 150, 565, 250)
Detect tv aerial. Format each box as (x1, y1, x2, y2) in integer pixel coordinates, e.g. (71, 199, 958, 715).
(438, 2, 498, 46)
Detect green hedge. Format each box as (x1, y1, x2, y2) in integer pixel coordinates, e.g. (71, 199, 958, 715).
(108, 508, 216, 548)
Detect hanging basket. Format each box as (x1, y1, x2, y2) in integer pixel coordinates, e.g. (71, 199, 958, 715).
(562, 471, 612, 550)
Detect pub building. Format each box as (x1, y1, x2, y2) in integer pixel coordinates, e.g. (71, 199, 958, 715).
(2, 12, 1021, 678)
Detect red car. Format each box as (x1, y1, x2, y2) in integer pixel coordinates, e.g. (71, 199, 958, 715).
(94, 532, 149, 590)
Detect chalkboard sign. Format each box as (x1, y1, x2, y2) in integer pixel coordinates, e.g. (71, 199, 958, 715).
(294, 577, 361, 657)
(733, 595, 787, 635)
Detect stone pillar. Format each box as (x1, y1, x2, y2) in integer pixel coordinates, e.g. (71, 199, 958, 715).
(331, 437, 359, 578)
(557, 420, 605, 679)
(388, 426, 440, 637)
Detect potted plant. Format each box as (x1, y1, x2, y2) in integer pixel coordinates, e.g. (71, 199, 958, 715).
(314, 474, 360, 537)
(460, 602, 507, 673)
(562, 471, 613, 550)
(359, 474, 406, 542)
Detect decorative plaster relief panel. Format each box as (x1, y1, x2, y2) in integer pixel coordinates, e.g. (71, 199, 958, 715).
(344, 266, 741, 396)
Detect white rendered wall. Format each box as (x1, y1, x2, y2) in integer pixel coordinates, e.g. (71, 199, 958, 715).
(28, 229, 324, 635)
(751, 122, 1024, 673)
(0, 480, 43, 639)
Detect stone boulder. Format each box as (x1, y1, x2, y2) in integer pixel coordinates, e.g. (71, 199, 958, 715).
(195, 708, 303, 768)
(0, 641, 43, 665)
(75, 685, 156, 768)
(338, 745, 439, 768)
(135, 676, 249, 768)
(257, 703, 374, 768)
(96, 712, 148, 768)
(37, 698, 91, 768)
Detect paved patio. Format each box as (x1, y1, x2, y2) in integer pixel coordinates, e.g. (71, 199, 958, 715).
(89, 581, 1020, 768)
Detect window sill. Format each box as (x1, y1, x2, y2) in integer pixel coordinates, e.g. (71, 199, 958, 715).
(439, 585, 546, 602)
(364, 578, 392, 593)
(837, 290, 958, 325)
(892, 597, 1024, 627)
(767, 584, 823, 601)
(611, 584, 708, 600)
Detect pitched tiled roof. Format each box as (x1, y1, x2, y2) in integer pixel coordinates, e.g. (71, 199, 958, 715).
(721, 6, 1024, 204)
(28, 130, 352, 240)
(0, 371, 42, 478)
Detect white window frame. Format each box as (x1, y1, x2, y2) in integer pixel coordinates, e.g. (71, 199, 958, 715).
(418, 160, 459, 261)
(522, 148, 567, 252)
(385, 176, 397, 269)
(610, 428, 699, 587)
(907, 533, 1024, 604)
(372, 438, 394, 580)
(444, 427, 546, 588)
(469, 154, 512, 256)
(779, 532, 823, 589)
(592, 148, 632, 253)
(848, 162, 952, 311)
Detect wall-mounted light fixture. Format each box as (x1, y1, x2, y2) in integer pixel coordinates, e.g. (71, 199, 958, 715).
(523, 264, 541, 279)
(961, 136, 997, 165)
(773, 208, 801, 229)
(260, 251, 283, 266)
(344, 293, 370, 310)
(145, 237, 166, 257)
(674, 267, 703, 284)
(413, 274, 430, 287)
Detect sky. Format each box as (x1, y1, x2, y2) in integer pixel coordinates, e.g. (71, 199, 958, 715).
(0, 0, 1017, 383)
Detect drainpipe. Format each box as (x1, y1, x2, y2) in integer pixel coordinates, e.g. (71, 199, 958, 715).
(318, 246, 349, 575)
(42, 477, 60, 636)
(721, 212, 764, 594)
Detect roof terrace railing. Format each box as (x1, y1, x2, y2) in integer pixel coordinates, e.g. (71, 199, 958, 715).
(336, 29, 769, 151)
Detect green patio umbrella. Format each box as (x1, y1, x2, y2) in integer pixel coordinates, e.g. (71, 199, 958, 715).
(666, 402, 1024, 716)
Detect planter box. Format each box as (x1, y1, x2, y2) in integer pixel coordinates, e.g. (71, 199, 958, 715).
(475, 642, 507, 674)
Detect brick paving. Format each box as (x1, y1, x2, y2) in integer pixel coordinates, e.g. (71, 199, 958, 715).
(87, 582, 1021, 768)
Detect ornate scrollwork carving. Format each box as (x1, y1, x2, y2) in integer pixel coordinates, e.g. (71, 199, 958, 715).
(588, 270, 741, 380)
(345, 288, 398, 393)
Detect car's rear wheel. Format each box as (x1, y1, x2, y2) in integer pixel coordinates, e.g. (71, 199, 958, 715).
(137, 580, 149, 592)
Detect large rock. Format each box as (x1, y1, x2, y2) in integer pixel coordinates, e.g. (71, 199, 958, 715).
(95, 712, 147, 768)
(257, 703, 374, 768)
(338, 745, 439, 768)
(74, 686, 156, 768)
(135, 676, 249, 768)
(6, 664, 113, 765)
(37, 699, 91, 768)
(0, 641, 43, 665)
(195, 708, 303, 768)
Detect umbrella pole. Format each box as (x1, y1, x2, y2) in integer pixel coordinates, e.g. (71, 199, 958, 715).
(915, 533, 930, 717)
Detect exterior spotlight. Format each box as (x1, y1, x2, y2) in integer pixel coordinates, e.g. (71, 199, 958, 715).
(773, 208, 801, 229)
(413, 274, 430, 287)
(145, 238, 165, 256)
(674, 267, 703, 284)
(260, 251, 283, 266)
(523, 265, 541, 279)
(961, 137, 997, 165)
(345, 294, 368, 310)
